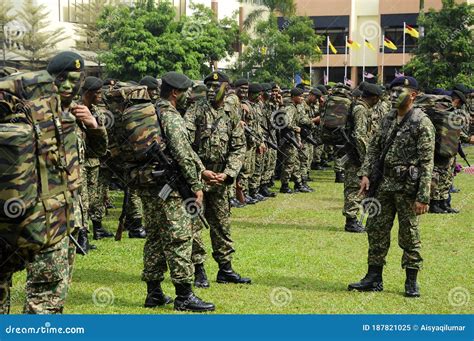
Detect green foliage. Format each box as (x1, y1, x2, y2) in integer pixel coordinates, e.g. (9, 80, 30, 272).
(0, 0, 14, 65)
(405, 0, 474, 89)
(239, 0, 296, 30)
(14, 0, 67, 68)
(235, 16, 322, 87)
(98, 1, 238, 81)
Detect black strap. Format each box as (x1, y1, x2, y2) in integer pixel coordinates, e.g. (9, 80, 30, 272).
(379, 109, 415, 165)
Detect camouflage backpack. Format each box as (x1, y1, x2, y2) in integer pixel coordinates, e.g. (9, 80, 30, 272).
(320, 83, 353, 145)
(103, 83, 163, 187)
(414, 94, 460, 158)
(0, 71, 77, 272)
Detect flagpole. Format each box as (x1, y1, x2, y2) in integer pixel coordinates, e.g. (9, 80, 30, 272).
(344, 36, 348, 82)
(363, 36, 366, 82)
(381, 34, 385, 84)
(326, 36, 330, 84)
(402, 22, 406, 70)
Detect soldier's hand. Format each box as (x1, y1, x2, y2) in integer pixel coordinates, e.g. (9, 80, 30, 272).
(201, 170, 219, 185)
(72, 105, 98, 129)
(470, 135, 474, 144)
(215, 173, 228, 184)
(313, 117, 321, 125)
(194, 190, 204, 208)
(295, 127, 301, 133)
(358, 176, 370, 195)
(415, 201, 429, 215)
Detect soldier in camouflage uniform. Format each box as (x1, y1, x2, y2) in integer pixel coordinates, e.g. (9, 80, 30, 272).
(185, 71, 251, 285)
(139, 75, 160, 104)
(80, 77, 114, 248)
(24, 52, 108, 314)
(279, 88, 307, 193)
(349, 76, 435, 298)
(140, 72, 215, 312)
(371, 88, 392, 133)
(343, 84, 382, 233)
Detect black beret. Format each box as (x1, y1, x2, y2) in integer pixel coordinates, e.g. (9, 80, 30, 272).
(309, 88, 322, 97)
(451, 90, 466, 104)
(47, 51, 84, 75)
(234, 79, 249, 87)
(316, 84, 328, 95)
(358, 81, 368, 91)
(81, 76, 103, 93)
(139, 76, 159, 90)
(271, 82, 279, 90)
(161, 71, 193, 90)
(430, 88, 450, 96)
(103, 78, 116, 86)
(290, 87, 304, 97)
(453, 83, 469, 94)
(204, 71, 230, 84)
(261, 83, 272, 91)
(362, 83, 383, 97)
(248, 83, 263, 93)
(352, 89, 363, 97)
(390, 76, 418, 90)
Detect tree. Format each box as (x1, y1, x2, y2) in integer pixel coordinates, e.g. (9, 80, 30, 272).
(14, 0, 67, 68)
(238, 0, 296, 30)
(0, 0, 14, 66)
(235, 16, 322, 87)
(98, 0, 238, 80)
(405, 0, 473, 89)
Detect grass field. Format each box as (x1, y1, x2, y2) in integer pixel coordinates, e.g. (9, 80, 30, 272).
(9, 147, 474, 314)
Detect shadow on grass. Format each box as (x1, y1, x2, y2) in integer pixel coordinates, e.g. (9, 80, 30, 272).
(73, 268, 140, 284)
(234, 222, 345, 233)
(256, 274, 344, 293)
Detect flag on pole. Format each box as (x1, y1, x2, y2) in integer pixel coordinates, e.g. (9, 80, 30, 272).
(364, 39, 376, 52)
(328, 38, 338, 54)
(363, 71, 375, 79)
(323, 71, 328, 85)
(395, 69, 405, 78)
(383, 37, 397, 50)
(344, 77, 353, 87)
(346, 39, 361, 49)
(261, 47, 267, 55)
(405, 24, 420, 38)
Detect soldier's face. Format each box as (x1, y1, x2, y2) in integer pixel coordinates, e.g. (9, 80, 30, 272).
(55, 71, 83, 103)
(390, 86, 415, 109)
(237, 85, 248, 100)
(207, 81, 227, 105)
(176, 89, 189, 111)
(292, 95, 303, 104)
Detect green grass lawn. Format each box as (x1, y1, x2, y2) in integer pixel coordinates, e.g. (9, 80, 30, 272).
(9, 147, 474, 314)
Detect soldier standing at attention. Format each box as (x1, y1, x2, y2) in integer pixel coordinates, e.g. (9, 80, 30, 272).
(343, 84, 382, 233)
(349, 76, 435, 298)
(185, 71, 251, 284)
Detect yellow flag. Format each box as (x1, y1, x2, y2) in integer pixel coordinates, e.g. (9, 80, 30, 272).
(405, 24, 420, 39)
(346, 39, 361, 49)
(315, 45, 322, 54)
(364, 39, 376, 52)
(383, 37, 397, 50)
(328, 39, 337, 54)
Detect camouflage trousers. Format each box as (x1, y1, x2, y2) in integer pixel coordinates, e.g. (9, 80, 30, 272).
(333, 147, 345, 173)
(140, 192, 193, 285)
(430, 157, 455, 200)
(261, 148, 277, 185)
(203, 185, 235, 265)
(238, 147, 256, 193)
(312, 143, 325, 164)
(126, 187, 143, 220)
(366, 190, 422, 270)
(249, 150, 264, 193)
(191, 220, 207, 266)
(280, 143, 301, 185)
(299, 143, 313, 180)
(85, 165, 106, 222)
(343, 162, 363, 219)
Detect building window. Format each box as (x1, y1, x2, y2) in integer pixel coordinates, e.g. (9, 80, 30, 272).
(316, 28, 348, 54)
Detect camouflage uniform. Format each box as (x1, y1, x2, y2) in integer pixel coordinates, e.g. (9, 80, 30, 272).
(280, 102, 302, 186)
(248, 101, 266, 195)
(298, 101, 314, 180)
(239, 99, 259, 194)
(359, 108, 435, 269)
(261, 100, 278, 185)
(343, 99, 372, 219)
(185, 100, 246, 266)
(371, 94, 391, 133)
(140, 99, 205, 285)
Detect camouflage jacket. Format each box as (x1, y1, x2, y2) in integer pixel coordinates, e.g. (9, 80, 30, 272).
(371, 96, 391, 134)
(297, 102, 313, 127)
(457, 106, 471, 144)
(360, 108, 435, 204)
(84, 103, 109, 168)
(241, 99, 261, 148)
(348, 99, 372, 163)
(184, 100, 245, 184)
(158, 99, 205, 193)
(224, 93, 241, 122)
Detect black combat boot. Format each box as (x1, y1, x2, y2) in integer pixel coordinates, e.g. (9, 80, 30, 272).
(279, 184, 293, 194)
(244, 194, 257, 204)
(174, 283, 215, 312)
(92, 220, 113, 240)
(216, 262, 252, 284)
(335, 171, 345, 183)
(344, 217, 365, 233)
(229, 198, 245, 208)
(428, 200, 448, 214)
(126, 218, 147, 238)
(250, 189, 267, 202)
(76, 228, 96, 254)
(440, 199, 459, 214)
(404, 268, 420, 298)
(259, 184, 277, 198)
(144, 280, 173, 308)
(302, 181, 315, 192)
(194, 263, 210, 288)
(294, 181, 311, 193)
(348, 265, 383, 292)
